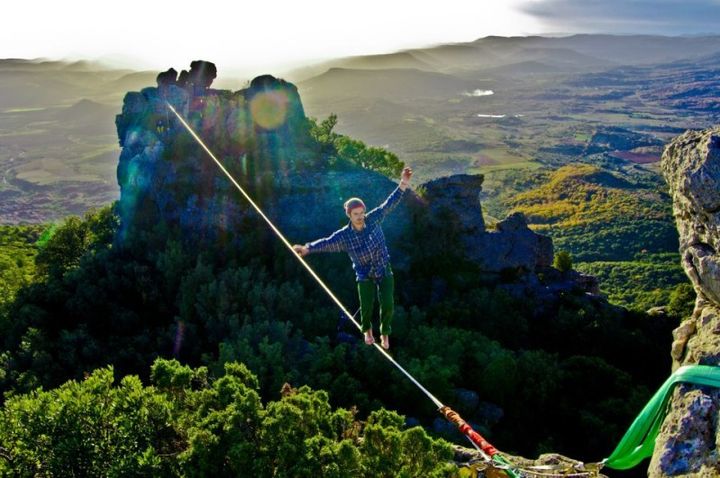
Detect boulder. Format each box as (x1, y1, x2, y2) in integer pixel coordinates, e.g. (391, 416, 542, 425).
(480, 212, 554, 272)
(652, 126, 720, 476)
(156, 68, 178, 88)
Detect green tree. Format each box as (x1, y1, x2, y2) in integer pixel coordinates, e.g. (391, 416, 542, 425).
(0, 359, 458, 477)
(0, 367, 179, 477)
(553, 250, 573, 272)
(362, 409, 454, 478)
(309, 113, 339, 155)
(35, 206, 118, 278)
(307, 114, 405, 177)
(335, 137, 404, 178)
(667, 283, 695, 319)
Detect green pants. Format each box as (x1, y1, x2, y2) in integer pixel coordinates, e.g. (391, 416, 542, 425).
(357, 273, 395, 336)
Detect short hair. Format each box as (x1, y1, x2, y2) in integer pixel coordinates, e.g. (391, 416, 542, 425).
(344, 197, 366, 215)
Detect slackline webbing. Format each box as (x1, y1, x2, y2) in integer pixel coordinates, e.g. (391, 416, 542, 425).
(165, 104, 443, 405)
(165, 103, 519, 474)
(166, 103, 720, 476)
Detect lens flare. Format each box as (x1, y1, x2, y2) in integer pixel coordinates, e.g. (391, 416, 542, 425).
(173, 320, 185, 357)
(201, 96, 220, 133)
(249, 90, 289, 130)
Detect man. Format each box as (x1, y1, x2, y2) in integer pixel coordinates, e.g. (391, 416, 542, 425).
(293, 167, 413, 350)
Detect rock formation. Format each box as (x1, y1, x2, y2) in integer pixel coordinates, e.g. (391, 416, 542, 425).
(652, 126, 720, 476)
(481, 212, 554, 271)
(115, 61, 310, 243)
(420, 175, 551, 271)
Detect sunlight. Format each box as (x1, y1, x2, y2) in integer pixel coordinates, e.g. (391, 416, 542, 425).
(249, 91, 289, 130)
(1, 0, 541, 75)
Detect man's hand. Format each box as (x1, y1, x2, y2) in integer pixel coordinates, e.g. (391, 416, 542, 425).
(293, 244, 309, 257)
(399, 167, 413, 191)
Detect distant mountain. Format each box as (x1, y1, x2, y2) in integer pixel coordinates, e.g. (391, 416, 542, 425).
(60, 60, 103, 71)
(443, 34, 720, 70)
(472, 34, 720, 65)
(511, 47, 613, 70)
(469, 60, 569, 77)
(298, 67, 481, 100)
(334, 52, 436, 71)
(0, 58, 87, 71)
(0, 58, 118, 77)
(0, 59, 154, 109)
(106, 71, 158, 92)
(57, 99, 114, 119)
(288, 52, 437, 81)
(405, 44, 501, 71)
(290, 34, 720, 82)
(0, 70, 86, 109)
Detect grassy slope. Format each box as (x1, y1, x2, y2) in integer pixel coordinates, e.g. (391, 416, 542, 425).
(576, 254, 688, 311)
(492, 163, 689, 312)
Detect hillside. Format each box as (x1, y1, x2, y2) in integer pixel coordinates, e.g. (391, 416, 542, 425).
(510, 164, 666, 233)
(299, 67, 480, 99)
(497, 163, 687, 311)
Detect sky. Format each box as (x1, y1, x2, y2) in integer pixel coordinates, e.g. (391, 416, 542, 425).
(3, 0, 719, 76)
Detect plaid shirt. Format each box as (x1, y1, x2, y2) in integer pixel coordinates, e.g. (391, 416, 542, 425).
(307, 186, 405, 281)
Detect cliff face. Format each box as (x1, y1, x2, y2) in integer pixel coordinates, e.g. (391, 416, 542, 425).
(115, 61, 311, 242)
(652, 127, 720, 476)
(114, 61, 555, 278)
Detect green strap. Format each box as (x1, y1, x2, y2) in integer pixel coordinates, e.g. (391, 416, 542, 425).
(492, 454, 521, 478)
(604, 364, 720, 470)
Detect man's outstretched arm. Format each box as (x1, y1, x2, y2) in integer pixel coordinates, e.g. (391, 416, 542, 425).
(293, 228, 347, 257)
(399, 166, 413, 192)
(367, 167, 413, 221)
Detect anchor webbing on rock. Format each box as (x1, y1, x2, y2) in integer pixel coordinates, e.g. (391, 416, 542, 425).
(604, 364, 720, 470)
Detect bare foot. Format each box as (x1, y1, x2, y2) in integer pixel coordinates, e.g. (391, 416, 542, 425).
(364, 330, 375, 345)
(381, 335, 390, 350)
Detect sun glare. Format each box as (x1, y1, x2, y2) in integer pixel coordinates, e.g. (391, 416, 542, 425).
(2, 0, 540, 74)
(250, 91, 289, 130)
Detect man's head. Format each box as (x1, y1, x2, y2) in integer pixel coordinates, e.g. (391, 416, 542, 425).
(344, 197, 366, 229)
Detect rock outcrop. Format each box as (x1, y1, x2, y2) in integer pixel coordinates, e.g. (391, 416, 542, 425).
(481, 212, 554, 271)
(652, 127, 720, 476)
(115, 62, 310, 242)
(419, 175, 553, 271)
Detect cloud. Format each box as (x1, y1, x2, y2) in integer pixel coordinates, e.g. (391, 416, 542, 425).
(520, 0, 720, 35)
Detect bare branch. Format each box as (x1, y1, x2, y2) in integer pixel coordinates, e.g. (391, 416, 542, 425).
(0, 446, 12, 462)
